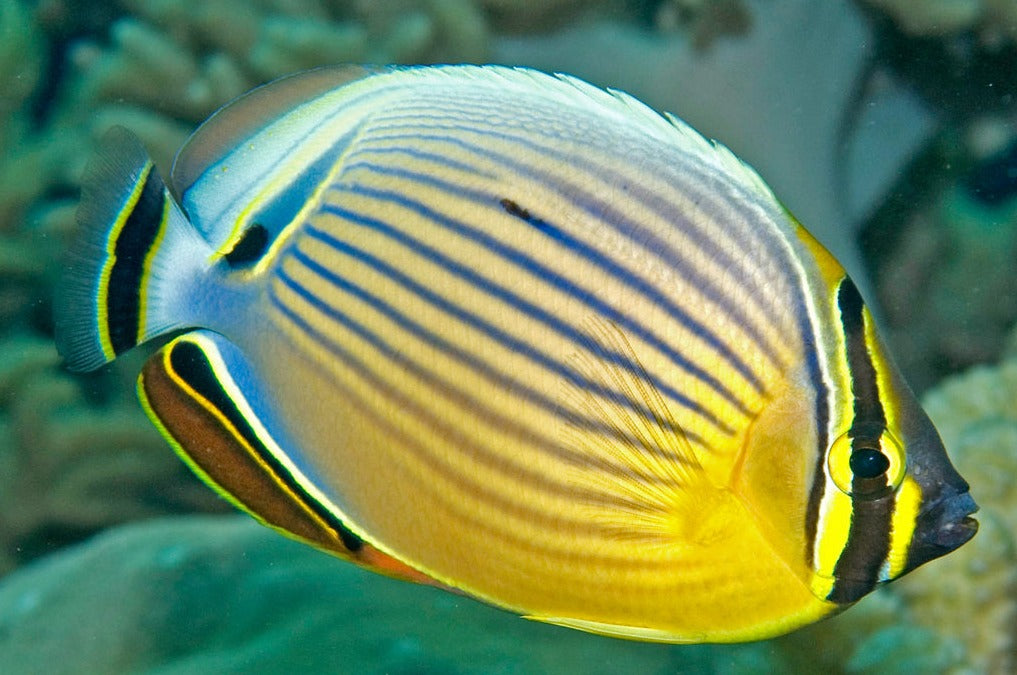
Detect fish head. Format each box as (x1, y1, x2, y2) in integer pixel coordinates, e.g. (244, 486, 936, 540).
(892, 388, 978, 573)
(806, 278, 977, 604)
(814, 351, 978, 605)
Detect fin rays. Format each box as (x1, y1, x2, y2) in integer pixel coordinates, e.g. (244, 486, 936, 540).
(562, 318, 718, 544)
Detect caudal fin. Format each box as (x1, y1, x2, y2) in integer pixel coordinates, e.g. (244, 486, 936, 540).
(55, 127, 211, 372)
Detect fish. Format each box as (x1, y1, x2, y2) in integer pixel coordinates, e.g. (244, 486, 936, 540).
(54, 65, 977, 643)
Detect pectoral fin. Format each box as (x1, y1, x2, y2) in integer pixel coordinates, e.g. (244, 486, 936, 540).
(562, 319, 729, 545)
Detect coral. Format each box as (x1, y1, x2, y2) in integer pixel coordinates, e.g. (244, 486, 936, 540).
(777, 590, 967, 674)
(860, 0, 1017, 46)
(0, 514, 965, 673)
(0, 332, 227, 574)
(0, 0, 65, 242)
(22, 0, 494, 176)
(890, 343, 1017, 674)
(0, 0, 237, 575)
(0, 0, 504, 577)
(61, 0, 490, 126)
(0, 512, 979, 673)
(0, 516, 695, 673)
(0, 0, 1009, 668)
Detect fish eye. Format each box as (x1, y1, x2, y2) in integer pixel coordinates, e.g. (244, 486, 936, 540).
(828, 430, 905, 497)
(849, 447, 890, 478)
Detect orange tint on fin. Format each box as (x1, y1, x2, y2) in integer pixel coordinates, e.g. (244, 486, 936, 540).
(358, 545, 452, 588)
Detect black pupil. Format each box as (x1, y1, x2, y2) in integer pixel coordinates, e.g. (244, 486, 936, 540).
(850, 448, 890, 478)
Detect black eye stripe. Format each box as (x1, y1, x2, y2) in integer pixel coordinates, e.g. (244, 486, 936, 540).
(827, 277, 894, 603)
(837, 280, 886, 438)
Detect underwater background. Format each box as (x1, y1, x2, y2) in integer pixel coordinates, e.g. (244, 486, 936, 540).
(0, 0, 1015, 672)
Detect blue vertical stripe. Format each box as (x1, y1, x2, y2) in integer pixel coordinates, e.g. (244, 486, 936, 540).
(335, 164, 773, 397)
(270, 266, 702, 485)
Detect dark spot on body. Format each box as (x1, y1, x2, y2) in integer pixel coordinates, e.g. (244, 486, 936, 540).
(499, 197, 533, 222)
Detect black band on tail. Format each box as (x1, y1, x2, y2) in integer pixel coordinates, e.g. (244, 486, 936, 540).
(106, 164, 169, 356)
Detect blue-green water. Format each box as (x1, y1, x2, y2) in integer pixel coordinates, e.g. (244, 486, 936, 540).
(0, 0, 1014, 672)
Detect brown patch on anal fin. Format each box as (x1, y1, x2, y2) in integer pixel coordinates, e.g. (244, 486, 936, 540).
(139, 347, 355, 558)
(139, 344, 447, 589)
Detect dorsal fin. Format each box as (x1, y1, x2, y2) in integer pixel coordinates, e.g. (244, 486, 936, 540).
(170, 65, 376, 201)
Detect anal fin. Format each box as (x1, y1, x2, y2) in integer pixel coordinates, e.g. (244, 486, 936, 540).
(137, 329, 439, 586)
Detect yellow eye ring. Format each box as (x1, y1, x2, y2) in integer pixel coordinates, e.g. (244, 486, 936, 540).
(828, 429, 905, 498)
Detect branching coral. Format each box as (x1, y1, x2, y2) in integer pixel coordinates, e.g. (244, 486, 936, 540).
(14, 0, 495, 179)
(0, 0, 503, 577)
(0, 1, 226, 576)
(64, 0, 490, 126)
(0, 3, 1011, 671)
(0, 0, 64, 238)
(0, 333, 227, 575)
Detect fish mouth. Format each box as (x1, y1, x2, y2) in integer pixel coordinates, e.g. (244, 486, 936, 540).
(906, 491, 978, 571)
(935, 512, 979, 548)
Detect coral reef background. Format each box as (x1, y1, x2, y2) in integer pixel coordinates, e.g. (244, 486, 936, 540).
(0, 0, 1014, 672)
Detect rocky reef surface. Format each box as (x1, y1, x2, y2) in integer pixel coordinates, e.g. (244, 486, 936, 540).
(0, 513, 968, 673)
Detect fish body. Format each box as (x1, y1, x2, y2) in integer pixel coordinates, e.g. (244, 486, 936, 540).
(55, 66, 977, 643)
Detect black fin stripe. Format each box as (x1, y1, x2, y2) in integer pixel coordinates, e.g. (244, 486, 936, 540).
(828, 278, 893, 603)
(224, 224, 269, 268)
(168, 340, 364, 552)
(106, 164, 167, 356)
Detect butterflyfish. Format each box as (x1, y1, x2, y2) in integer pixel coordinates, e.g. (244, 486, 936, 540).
(55, 65, 978, 643)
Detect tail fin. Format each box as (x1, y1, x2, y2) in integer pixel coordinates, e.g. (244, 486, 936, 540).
(55, 127, 212, 372)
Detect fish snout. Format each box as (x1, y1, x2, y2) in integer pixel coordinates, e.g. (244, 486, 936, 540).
(906, 490, 978, 571)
